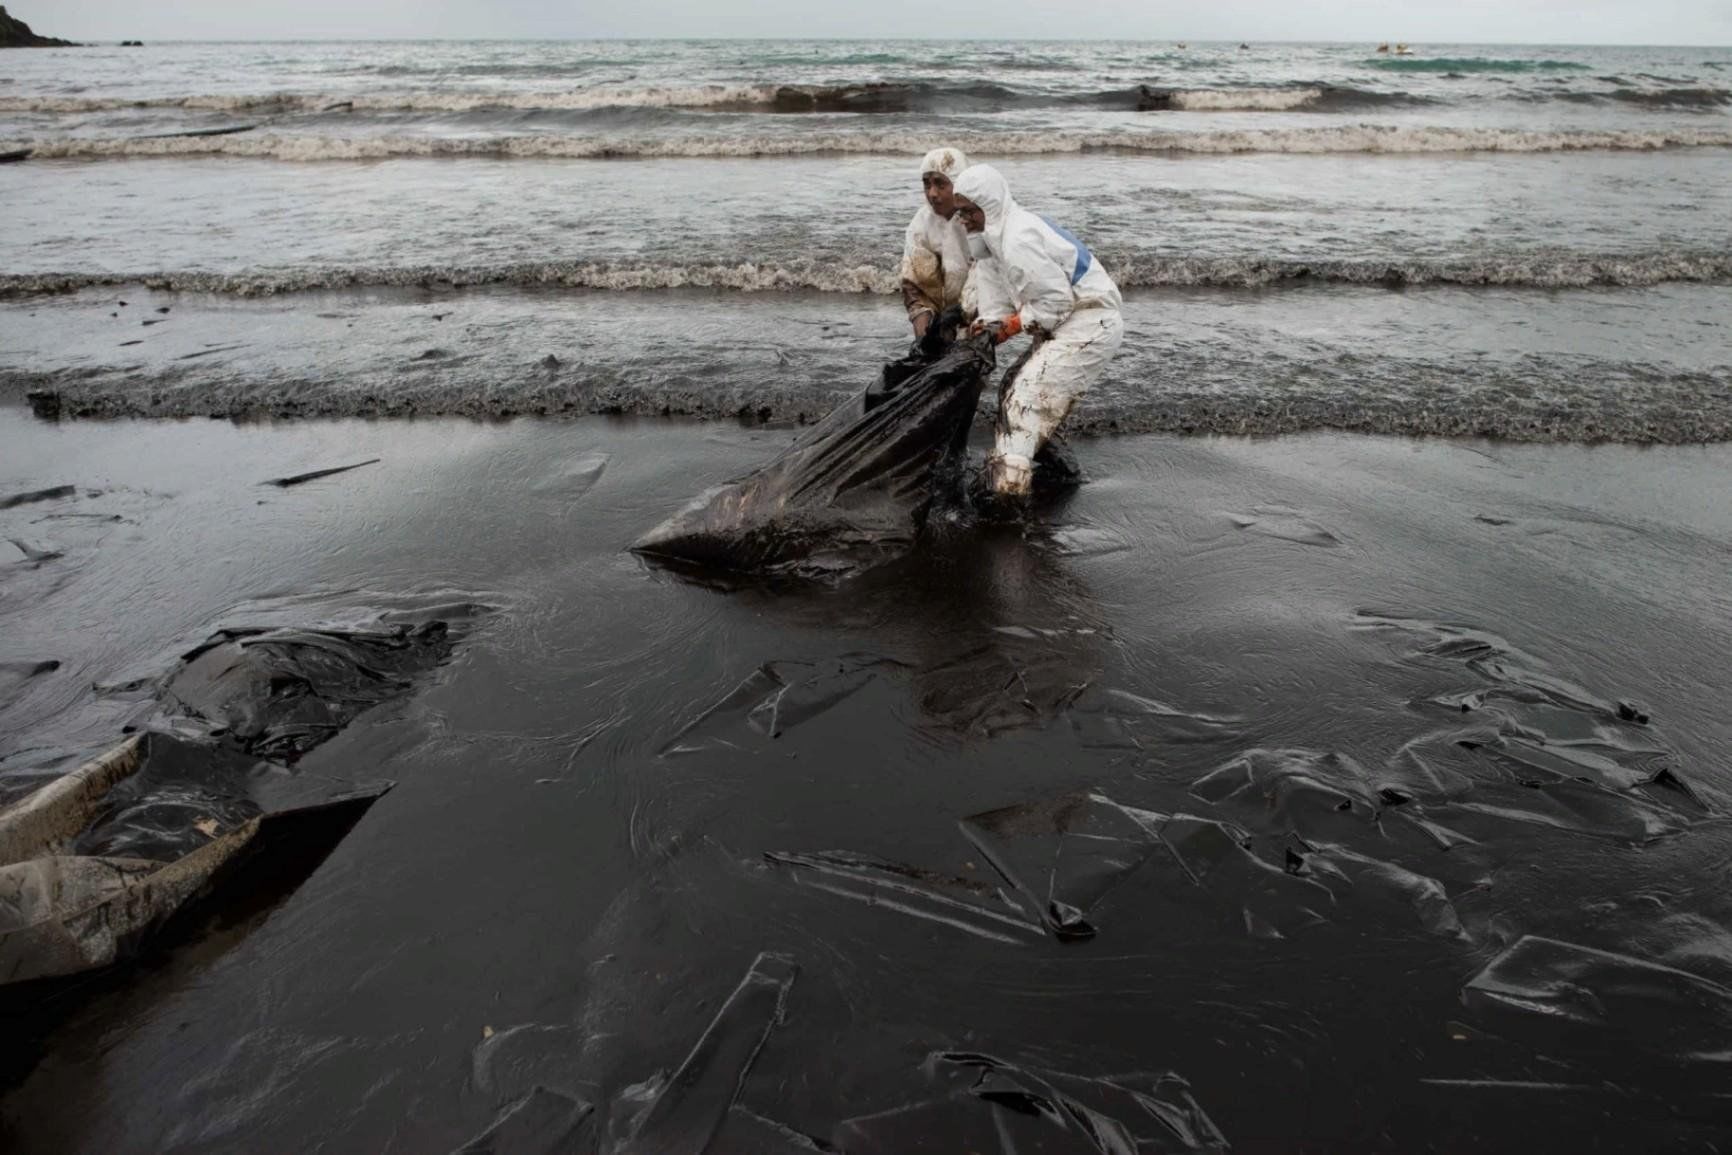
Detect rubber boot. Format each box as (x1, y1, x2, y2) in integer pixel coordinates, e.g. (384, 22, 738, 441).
(988, 452, 1035, 497)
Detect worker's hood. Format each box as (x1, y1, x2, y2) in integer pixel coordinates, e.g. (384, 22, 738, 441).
(953, 164, 1017, 255)
(919, 146, 969, 181)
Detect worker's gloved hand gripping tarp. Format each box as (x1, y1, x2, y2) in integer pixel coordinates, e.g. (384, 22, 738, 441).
(632, 309, 992, 579)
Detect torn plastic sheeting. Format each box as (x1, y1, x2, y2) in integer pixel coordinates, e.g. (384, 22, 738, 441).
(157, 615, 466, 761)
(616, 951, 798, 1154)
(1289, 842, 1468, 940)
(764, 850, 1044, 945)
(1392, 732, 1697, 844)
(1191, 748, 1384, 840)
(1072, 687, 1242, 748)
(959, 791, 1171, 941)
(1464, 935, 1732, 1065)
(1357, 612, 1670, 737)
(915, 641, 1093, 739)
(1155, 814, 1333, 940)
(631, 327, 993, 580)
(660, 655, 903, 756)
(0, 734, 391, 986)
(835, 1051, 1228, 1154)
(453, 1087, 596, 1155)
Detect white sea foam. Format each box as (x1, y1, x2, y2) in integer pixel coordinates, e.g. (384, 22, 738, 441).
(1170, 87, 1325, 111)
(0, 85, 785, 115)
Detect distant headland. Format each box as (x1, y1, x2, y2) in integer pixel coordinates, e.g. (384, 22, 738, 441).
(0, 5, 79, 47)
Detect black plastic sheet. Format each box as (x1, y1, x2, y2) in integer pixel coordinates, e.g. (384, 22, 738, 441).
(632, 323, 993, 579)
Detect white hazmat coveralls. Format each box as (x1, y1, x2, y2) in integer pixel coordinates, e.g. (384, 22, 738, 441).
(899, 147, 978, 328)
(952, 164, 1124, 496)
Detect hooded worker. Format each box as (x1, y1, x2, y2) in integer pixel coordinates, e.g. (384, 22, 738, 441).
(900, 147, 977, 339)
(952, 163, 1124, 497)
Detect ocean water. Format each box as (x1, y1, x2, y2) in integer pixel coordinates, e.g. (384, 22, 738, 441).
(2, 39, 1731, 438)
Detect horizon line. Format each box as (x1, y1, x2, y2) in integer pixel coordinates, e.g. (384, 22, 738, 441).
(30, 36, 1732, 49)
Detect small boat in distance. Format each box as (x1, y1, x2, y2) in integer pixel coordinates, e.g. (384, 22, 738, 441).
(1395, 43, 1414, 55)
(1376, 43, 1391, 54)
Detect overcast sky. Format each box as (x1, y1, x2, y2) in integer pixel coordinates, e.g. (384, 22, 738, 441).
(22, 0, 1732, 46)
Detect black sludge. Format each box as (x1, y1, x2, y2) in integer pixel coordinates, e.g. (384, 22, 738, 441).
(631, 328, 993, 579)
(156, 614, 470, 760)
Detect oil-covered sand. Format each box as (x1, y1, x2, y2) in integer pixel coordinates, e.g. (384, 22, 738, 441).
(2, 409, 1731, 1152)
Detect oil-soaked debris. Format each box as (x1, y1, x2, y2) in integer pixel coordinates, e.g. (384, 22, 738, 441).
(0, 733, 389, 986)
(764, 850, 1043, 944)
(616, 952, 797, 1153)
(464, 953, 797, 1154)
(154, 611, 475, 761)
(1354, 611, 1709, 841)
(1288, 842, 1468, 939)
(263, 457, 381, 487)
(1193, 748, 1384, 839)
(960, 791, 1170, 941)
(1390, 731, 1700, 843)
(4, 537, 64, 564)
(661, 655, 902, 755)
(0, 485, 75, 510)
(1464, 935, 1732, 1068)
(771, 780, 1474, 947)
(914, 641, 1093, 738)
(835, 1051, 1228, 1154)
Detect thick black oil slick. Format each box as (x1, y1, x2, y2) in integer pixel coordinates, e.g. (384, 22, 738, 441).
(2, 403, 1731, 1152)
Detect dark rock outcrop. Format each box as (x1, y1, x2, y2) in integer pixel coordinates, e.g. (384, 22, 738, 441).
(0, 5, 78, 47)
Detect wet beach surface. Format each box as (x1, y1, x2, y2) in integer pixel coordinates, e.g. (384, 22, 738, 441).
(3, 408, 1730, 1151)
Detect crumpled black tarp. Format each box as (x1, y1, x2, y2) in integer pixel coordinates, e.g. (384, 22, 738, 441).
(0, 733, 389, 987)
(155, 612, 470, 762)
(632, 314, 993, 579)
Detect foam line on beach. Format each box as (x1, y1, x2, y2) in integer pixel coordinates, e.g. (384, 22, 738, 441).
(10, 354, 1729, 444)
(7, 251, 1732, 300)
(6, 124, 1732, 162)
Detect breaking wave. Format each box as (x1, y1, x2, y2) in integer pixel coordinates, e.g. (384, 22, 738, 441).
(0, 81, 1419, 116)
(1367, 57, 1593, 74)
(1607, 87, 1732, 108)
(0, 86, 786, 115)
(7, 251, 1730, 300)
(8, 124, 1732, 162)
(1158, 86, 1422, 111)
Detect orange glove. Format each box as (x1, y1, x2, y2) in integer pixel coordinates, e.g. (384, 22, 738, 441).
(993, 314, 1023, 345)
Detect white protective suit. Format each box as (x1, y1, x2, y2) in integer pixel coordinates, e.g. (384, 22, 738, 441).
(899, 147, 977, 327)
(952, 164, 1125, 496)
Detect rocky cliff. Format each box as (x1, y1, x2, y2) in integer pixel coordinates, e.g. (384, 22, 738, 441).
(0, 5, 78, 47)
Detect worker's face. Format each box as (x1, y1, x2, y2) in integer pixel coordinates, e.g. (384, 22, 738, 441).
(923, 172, 957, 219)
(955, 197, 986, 233)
